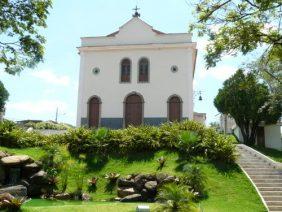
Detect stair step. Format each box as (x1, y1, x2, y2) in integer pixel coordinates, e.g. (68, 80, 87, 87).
(247, 171, 282, 175)
(250, 175, 282, 179)
(253, 179, 282, 183)
(264, 196, 282, 201)
(256, 183, 282, 187)
(259, 187, 282, 191)
(268, 206, 282, 211)
(266, 201, 282, 206)
(261, 191, 282, 196)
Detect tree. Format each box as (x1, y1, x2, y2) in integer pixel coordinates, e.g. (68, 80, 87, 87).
(214, 69, 281, 146)
(0, 80, 9, 112)
(190, 0, 282, 69)
(0, 0, 52, 75)
(209, 121, 221, 132)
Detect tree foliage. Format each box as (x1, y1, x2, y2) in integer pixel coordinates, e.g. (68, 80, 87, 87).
(0, 0, 52, 74)
(190, 0, 282, 68)
(214, 69, 281, 145)
(0, 81, 9, 112)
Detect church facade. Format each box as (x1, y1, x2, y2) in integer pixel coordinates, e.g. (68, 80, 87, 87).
(77, 14, 197, 128)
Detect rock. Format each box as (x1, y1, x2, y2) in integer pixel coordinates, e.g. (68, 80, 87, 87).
(117, 187, 136, 198)
(114, 197, 121, 201)
(117, 178, 135, 187)
(0, 185, 27, 198)
(144, 174, 156, 181)
(82, 193, 91, 201)
(156, 173, 168, 184)
(140, 188, 149, 200)
(54, 193, 72, 200)
(0, 151, 10, 159)
(162, 176, 176, 184)
(120, 194, 142, 202)
(20, 180, 30, 188)
(1, 155, 33, 166)
(0, 165, 5, 185)
(22, 163, 41, 179)
(144, 181, 157, 191)
(28, 170, 50, 196)
(29, 170, 48, 184)
(135, 175, 147, 191)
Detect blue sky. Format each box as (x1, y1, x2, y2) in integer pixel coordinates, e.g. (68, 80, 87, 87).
(0, 0, 252, 125)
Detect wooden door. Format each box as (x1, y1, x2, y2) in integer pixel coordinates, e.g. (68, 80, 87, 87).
(125, 94, 143, 127)
(168, 96, 181, 122)
(88, 97, 100, 128)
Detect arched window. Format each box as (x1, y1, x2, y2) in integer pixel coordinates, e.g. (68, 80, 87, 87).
(138, 58, 149, 82)
(120, 58, 131, 82)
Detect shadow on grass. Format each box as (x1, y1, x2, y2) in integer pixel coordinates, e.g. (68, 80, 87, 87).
(104, 181, 117, 194)
(211, 161, 241, 175)
(84, 154, 109, 172)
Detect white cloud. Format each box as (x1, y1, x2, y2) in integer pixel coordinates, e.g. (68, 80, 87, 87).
(7, 100, 68, 115)
(30, 69, 70, 86)
(199, 65, 237, 81)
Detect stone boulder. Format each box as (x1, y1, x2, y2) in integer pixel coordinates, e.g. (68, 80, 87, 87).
(144, 181, 157, 191)
(0, 151, 10, 159)
(0, 155, 33, 166)
(0, 185, 27, 198)
(120, 194, 142, 202)
(117, 187, 136, 198)
(117, 178, 135, 187)
(22, 162, 41, 179)
(27, 170, 50, 196)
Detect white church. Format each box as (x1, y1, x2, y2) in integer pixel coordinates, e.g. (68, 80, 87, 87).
(76, 10, 198, 128)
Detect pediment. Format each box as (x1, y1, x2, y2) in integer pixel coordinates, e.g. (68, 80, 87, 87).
(107, 18, 165, 43)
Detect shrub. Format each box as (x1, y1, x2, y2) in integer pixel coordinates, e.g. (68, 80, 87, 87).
(65, 121, 237, 163)
(156, 183, 199, 212)
(181, 164, 206, 197)
(178, 131, 200, 155)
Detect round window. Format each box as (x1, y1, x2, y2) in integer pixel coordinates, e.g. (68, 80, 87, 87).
(92, 67, 100, 75)
(171, 65, 178, 73)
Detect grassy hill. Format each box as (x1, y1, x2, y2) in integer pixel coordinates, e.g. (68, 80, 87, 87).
(0, 146, 266, 212)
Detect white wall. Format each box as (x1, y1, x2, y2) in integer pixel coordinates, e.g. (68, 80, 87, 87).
(265, 125, 282, 151)
(77, 46, 194, 125)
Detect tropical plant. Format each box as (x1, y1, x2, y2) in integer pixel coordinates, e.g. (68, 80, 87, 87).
(178, 131, 200, 154)
(104, 173, 120, 183)
(0, 197, 26, 211)
(88, 177, 99, 186)
(182, 164, 207, 197)
(157, 183, 199, 212)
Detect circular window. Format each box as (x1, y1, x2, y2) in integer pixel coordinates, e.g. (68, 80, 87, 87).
(171, 65, 178, 73)
(92, 67, 100, 75)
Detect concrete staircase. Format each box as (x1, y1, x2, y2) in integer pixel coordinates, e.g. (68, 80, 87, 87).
(237, 144, 282, 212)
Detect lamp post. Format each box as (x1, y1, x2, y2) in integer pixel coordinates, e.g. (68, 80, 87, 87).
(54, 107, 66, 123)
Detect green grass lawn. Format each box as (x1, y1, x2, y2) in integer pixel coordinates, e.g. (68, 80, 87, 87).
(0, 146, 266, 212)
(253, 146, 282, 163)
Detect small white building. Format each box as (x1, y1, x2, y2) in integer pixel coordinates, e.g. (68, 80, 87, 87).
(77, 12, 197, 128)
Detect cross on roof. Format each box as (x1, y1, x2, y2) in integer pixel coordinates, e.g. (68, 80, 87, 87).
(132, 6, 140, 17)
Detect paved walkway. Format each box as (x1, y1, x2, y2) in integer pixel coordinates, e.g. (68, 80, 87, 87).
(237, 145, 282, 212)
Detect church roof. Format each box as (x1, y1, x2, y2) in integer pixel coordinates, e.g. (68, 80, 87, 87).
(106, 17, 166, 37)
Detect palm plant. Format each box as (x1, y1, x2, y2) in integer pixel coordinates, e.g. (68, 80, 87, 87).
(156, 183, 199, 212)
(178, 131, 200, 154)
(157, 156, 166, 170)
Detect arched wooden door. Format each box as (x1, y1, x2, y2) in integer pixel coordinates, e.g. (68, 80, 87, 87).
(88, 96, 101, 128)
(168, 96, 182, 122)
(124, 94, 143, 127)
